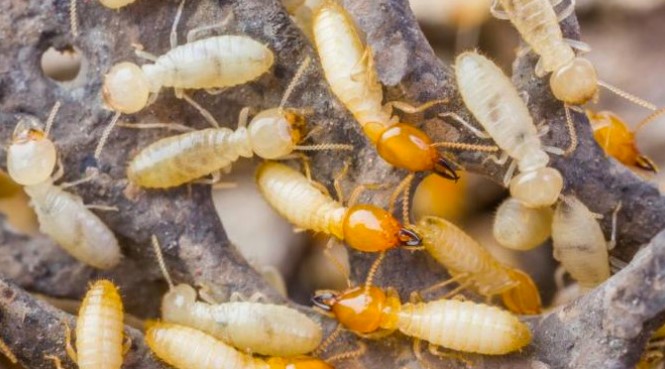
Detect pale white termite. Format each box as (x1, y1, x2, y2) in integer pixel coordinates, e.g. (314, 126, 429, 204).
(151, 235, 324, 356)
(455, 51, 563, 208)
(493, 197, 553, 251)
(125, 56, 352, 189)
(551, 196, 620, 289)
(6, 105, 121, 270)
(145, 322, 333, 369)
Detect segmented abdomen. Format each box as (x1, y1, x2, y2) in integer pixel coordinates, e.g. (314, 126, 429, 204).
(144, 35, 274, 90)
(552, 197, 609, 288)
(163, 301, 322, 356)
(455, 52, 540, 162)
(397, 300, 531, 354)
(146, 323, 269, 369)
(256, 162, 345, 239)
(499, 0, 574, 73)
(313, 1, 391, 128)
(127, 128, 252, 188)
(417, 216, 516, 296)
(24, 182, 121, 270)
(76, 281, 124, 369)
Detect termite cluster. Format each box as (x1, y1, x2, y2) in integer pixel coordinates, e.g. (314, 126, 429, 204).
(1, 0, 664, 368)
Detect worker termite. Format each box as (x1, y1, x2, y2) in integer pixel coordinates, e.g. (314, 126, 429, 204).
(47, 280, 127, 369)
(125, 56, 352, 189)
(312, 285, 532, 355)
(150, 235, 324, 356)
(94, 0, 275, 159)
(454, 51, 563, 207)
(588, 109, 665, 173)
(312, 0, 464, 182)
(146, 322, 333, 369)
(415, 215, 542, 314)
(6, 103, 121, 270)
(551, 195, 621, 289)
(493, 197, 553, 251)
(255, 161, 422, 253)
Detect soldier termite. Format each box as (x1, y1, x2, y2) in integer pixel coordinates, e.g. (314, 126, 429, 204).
(47, 280, 128, 369)
(125, 56, 352, 189)
(551, 195, 621, 289)
(588, 109, 665, 173)
(312, 0, 465, 183)
(94, 0, 275, 159)
(493, 197, 553, 251)
(150, 235, 324, 356)
(146, 322, 334, 369)
(312, 285, 532, 355)
(255, 161, 422, 253)
(5, 103, 121, 270)
(454, 51, 564, 208)
(414, 215, 542, 315)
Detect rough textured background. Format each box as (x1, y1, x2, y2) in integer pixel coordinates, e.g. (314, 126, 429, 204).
(1, 0, 664, 368)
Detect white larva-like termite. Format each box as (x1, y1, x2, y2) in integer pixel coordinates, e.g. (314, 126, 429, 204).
(6, 108, 121, 270)
(551, 196, 612, 289)
(151, 236, 323, 356)
(455, 51, 563, 207)
(493, 197, 553, 251)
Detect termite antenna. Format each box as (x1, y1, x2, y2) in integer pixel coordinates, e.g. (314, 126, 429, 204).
(312, 323, 343, 357)
(324, 341, 367, 364)
(280, 55, 312, 109)
(597, 80, 658, 111)
(44, 101, 62, 138)
(94, 112, 121, 160)
(151, 235, 175, 290)
(323, 239, 351, 288)
(563, 105, 578, 156)
(635, 107, 665, 133)
(430, 141, 499, 152)
(389, 173, 414, 215)
(401, 174, 413, 227)
(364, 251, 386, 294)
(294, 143, 354, 151)
(69, 0, 79, 38)
(170, 0, 187, 49)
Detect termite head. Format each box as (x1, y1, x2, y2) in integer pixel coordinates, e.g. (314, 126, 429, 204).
(312, 286, 399, 333)
(161, 284, 197, 319)
(550, 57, 598, 105)
(266, 356, 333, 369)
(248, 108, 305, 159)
(342, 205, 421, 252)
(509, 166, 563, 207)
(500, 268, 542, 315)
(7, 119, 57, 186)
(102, 62, 151, 114)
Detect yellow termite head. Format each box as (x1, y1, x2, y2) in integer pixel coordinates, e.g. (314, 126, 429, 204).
(7, 119, 57, 186)
(342, 204, 422, 252)
(161, 284, 197, 316)
(266, 357, 334, 369)
(248, 108, 305, 159)
(549, 57, 598, 105)
(509, 166, 563, 208)
(102, 62, 151, 114)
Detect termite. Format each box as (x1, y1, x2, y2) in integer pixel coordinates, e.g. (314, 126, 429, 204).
(454, 51, 563, 208)
(588, 109, 665, 173)
(551, 195, 620, 289)
(312, 285, 532, 355)
(146, 322, 333, 369)
(150, 235, 324, 356)
(6, 104, 121, 270)
(125, 56, 352, 189)
(47, 280, 127, 369)
(312, 0, 462, 182)
(94, 0, 275, 159)
(415, 215, 542, 315)
(255, 161, 422, 253)
(493, 197, 553, 251)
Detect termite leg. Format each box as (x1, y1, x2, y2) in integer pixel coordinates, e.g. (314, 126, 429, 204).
(170, 0, 186, 49)
(482, 150, 510, 166)
(52, 158, 65, 183)
(333, 160, 351, 202)
(324, 341, 367, 364)
(608, 202, 623, 251)
(133, 49, 159, 62)
(323, 238, 352, 288)
(439, 112, 491, 139)
(502, 160, 518, 187)
(122, 336, 133, 355)
(85, 204, 119, 212)
(428, 343, 473, 368)
(563, 38, 591, 53)
(384, 99, 449, 116)
(196, 283, 221, 304)
(176, 90, 220, 128)
(248, 292, 270, 303)
(60, 172, 97, 190)
(419, 274, 469, 296)
(0, 337, 17, 364)
(64, 323, 78, 363)
(554, 0, 576, 22)
(388, 173, 414, 215)
(45, 355, 65, 369)
(186, 12, 235, 43)
(205, 87, 229, 95)
(489, 0, 510, 19)
(349, 47, 373, 83)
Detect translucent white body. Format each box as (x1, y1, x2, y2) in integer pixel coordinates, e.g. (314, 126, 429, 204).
(6, 126, 57, 186)
(551, 196, 609, 288)
(161, 284, 322, 356)
(255, 162, 345, 239)
(25, 181, 121, 269)
(455, 51, 562, 207)
(416, 216, 517, 296)
(99, 0, 136, 9)
(76, 280, 124, 369)
(312, 0, 392, 131)
(396, 299, 531, 354)
(493, 197, 553, 250)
